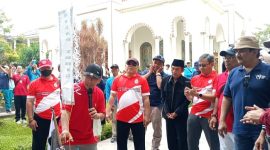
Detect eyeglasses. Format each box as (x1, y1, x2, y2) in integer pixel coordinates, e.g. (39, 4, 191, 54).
(243, 74, 250, 88)
(126, 61, 137, 66)
(223, 56, 235, 60)
(198, 63, 209, 67)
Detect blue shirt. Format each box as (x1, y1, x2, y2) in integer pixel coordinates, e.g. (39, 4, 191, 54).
(142, 71, 168, 107)
(224, 62, 270, 135)
(0, 72, 9, 90)
(105, 76, 117, 105)
(184, 67, 194, 79)
(26, 66, 41, 81)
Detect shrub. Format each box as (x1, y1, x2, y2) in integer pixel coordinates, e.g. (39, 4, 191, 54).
(100, 121, 112, 141)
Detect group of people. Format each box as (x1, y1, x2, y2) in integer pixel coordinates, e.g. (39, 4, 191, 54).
(0, 60, 40, 124)
(1, 35, 270, 150)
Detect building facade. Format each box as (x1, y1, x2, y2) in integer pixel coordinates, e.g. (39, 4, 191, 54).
(39, 0, 247, 73)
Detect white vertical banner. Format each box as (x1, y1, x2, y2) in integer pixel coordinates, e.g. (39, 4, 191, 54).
(59, 7, 74, 105)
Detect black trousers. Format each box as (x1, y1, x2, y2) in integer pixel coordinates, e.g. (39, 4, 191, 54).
(14, 95, 26, 121)
(117, 120, 145, 150)
(165, 118, 188, 150)
(32, 114, 53, 150)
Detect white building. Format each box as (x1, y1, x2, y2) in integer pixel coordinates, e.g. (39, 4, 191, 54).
(39, 0, 247, 73)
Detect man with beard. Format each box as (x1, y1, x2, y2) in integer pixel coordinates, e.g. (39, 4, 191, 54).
(239, 40, 270, 150)
(26, 59, 61, 150)
(219, 36, 270, 150)
(209, 47, 239, 150)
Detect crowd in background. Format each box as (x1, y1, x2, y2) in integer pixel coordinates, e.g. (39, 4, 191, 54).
(0, 36, 270, 150)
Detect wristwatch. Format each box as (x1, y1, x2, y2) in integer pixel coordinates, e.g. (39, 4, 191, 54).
(198, 93, 203, 98)
(211, 114, 217, 118)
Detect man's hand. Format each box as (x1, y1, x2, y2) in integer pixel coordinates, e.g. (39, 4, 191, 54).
(218, 120, 227, 138)
(209, 116, 217, 130)
(148, 64, 154, 73)
(167, 112, 177, 119)
(106, 108, 112, 121)
(89, 107, 99, 119)
(184, 87, 193, 101)
(28, 120, 38, 131)
(156, 66, 163, 74)
(254, 131, 266, 150)
(60, 130, 73, 144)
(143, 115, 151, 127)
(240, 105, 265, 125)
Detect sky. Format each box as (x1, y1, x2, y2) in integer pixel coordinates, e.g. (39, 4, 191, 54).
(0, 0, 269, 35)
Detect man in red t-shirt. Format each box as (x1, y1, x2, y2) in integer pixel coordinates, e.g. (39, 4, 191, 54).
(106, 58, 150, 150)
(60, 64, 105, 150)
(27, 59, 61, 150)
(209, 47, 239, 150)
(184, 54, 219, 150)
(11, 66, 30, 124)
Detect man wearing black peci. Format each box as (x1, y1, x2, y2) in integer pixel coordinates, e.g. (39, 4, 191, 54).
(161, 59, 190, 150)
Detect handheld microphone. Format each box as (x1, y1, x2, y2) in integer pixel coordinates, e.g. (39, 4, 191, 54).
(87, 88, 93, 108)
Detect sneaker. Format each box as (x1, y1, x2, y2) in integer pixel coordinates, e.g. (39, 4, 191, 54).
(6, 110, 11, 113)
(110, 137, 116, 143)
(22, 119, 27, 124)
(16, 120, 21, 124)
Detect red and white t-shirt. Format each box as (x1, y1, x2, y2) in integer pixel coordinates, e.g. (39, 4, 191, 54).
(214, 71, 234, 132)
(12, 74, 30, 96)
(27, 75, 61, 120)
(190, 71, 217, 118)
(63, 82, 105, 145)
(111, 74, 150, 123)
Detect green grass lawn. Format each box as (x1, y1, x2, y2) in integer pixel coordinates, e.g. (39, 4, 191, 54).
(0, 116, 112, 150)
(0, 117, 32, 150)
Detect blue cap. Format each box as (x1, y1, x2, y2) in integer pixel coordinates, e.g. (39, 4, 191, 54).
(153, 55, 165, 63)
(220, 47, 236, 56)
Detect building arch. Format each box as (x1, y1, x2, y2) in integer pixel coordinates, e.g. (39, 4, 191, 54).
(171, 16, 186, 37)
(124, 23, 155, 42)
(171, 16, 187, 60)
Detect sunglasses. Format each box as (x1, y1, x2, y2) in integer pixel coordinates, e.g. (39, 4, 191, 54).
(243, 74, 250, 88)
(126, 61, 137, 66)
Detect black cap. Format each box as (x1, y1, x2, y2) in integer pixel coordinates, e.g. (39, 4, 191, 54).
(220, 47, 236, 57)
(153, 55, 165, 63)
(126, 58, 139, 66)
(110, 64, 119, 69)
(172, 59, 184, 67)
(264, 41, 270, 48)
(84, 64, 102, 78)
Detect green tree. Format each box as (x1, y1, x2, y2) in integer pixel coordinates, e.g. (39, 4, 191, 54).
(0, 10, 12, 36)
(17, 41, 40, 66)
(253, 24, 270, 46)
(0, 10, 14, 64)
(0, 36, 14, 64)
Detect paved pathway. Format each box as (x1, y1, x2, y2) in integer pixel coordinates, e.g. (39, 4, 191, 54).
(98, 119, 209, 150)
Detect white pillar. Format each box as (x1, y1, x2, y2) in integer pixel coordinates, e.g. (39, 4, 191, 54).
(185, 33, 190, 62)
(154, 36, 160, 56)
(200, 32, 206, 53)
(123, 40, 129, 69)
(209, 35, 214, 54)
(171, 34, 177, 59)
